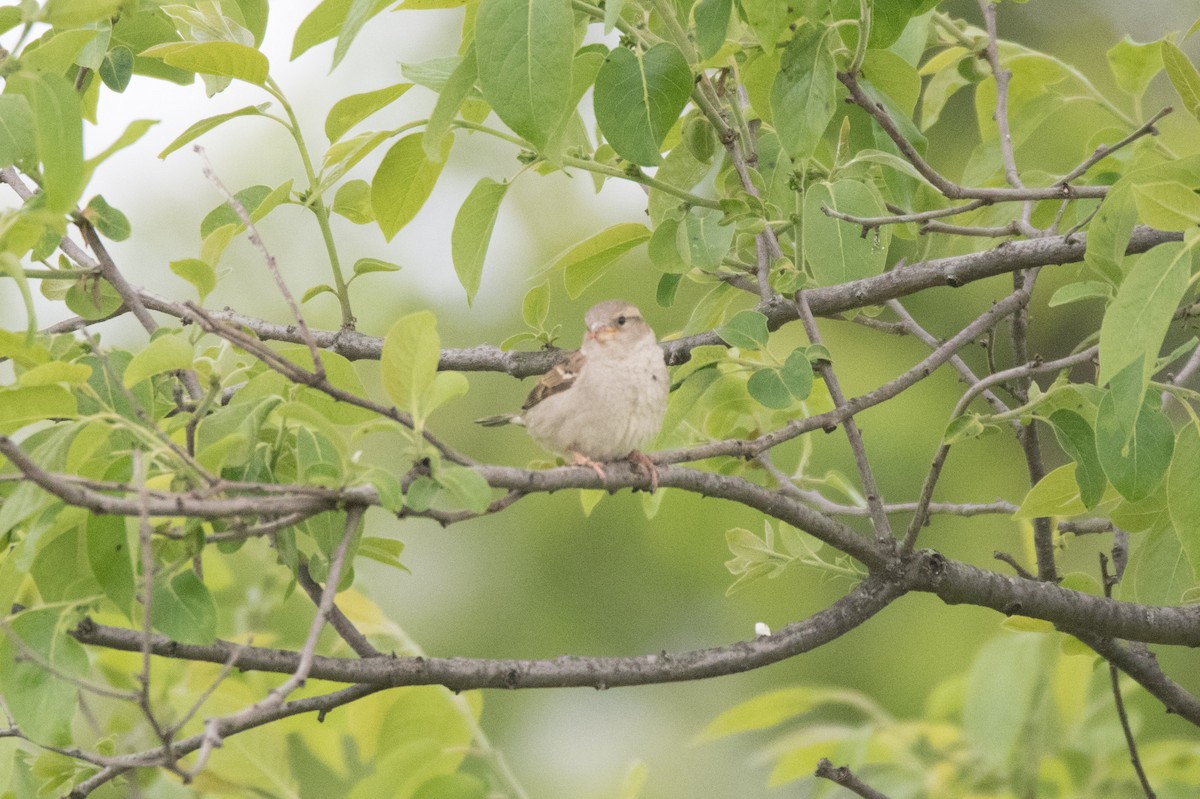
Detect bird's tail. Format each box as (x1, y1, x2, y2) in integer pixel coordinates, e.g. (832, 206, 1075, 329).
(475, 413, 523, 427)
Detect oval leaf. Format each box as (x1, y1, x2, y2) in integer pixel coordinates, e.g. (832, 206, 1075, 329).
(475, 0, 574, 150)
(452, 178, 509, 305)
(802, 180, 891, 286)
(371, 133, 451, 240)
(140, 41, 269, 84)
(770, 25, 835, 158)
(594, 43, 693, 166)
(548, 222, 651, 299)
(123, 334, 194, 388)
(381, 310, 440, 418)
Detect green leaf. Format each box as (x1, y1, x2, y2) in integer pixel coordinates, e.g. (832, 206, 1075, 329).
(424, 47, 477, 162)
(381, 310, 441, 417)
(20, 29, 101, 75)
(593, 43, 693, 166)
(86, 514, 135, 616)
(718, 310, 769, 350)
(424, 371, 469, 414)
(353, 257, 402, 276)
(0, 94, 35, 168)
(1047, 410, 1106, 509)
(170, 258, 217, 299)
(650, 259, 679, 301)
(371, 133, 451, 240)
(322, 129, 392, 182)
(99, 44, 135, 92)
(1168, 421, 1200, 575)
(771, 25, 835, 159)
(698, 686, 881, 741)
(802, 180, 891, 286)
(694, 0, 732, 60)
(475, 0, 574, 150)
(7, 71, 84, 214)
(18, 361, 91, 387)
(158, 104, 269, 159)
(0, 608, 89, 743)
(747, 368, 791, 409)
(302, 283, 337, 304)
(1106, 36, 1163, 98)
(522, 282, 550, 328)
(677, 207, 735, 270)
(85, 118, 158, 176)
(1047, 281, 1111, 307)
(1096, 382, 1174, 502)
(438, 465, 492, 513)
(0, 252, 36, 339)
(358, 536, 409, 571)
(123, 333, 194, 388)
(333, 178, 375, 223)
(1132, 180, 1200, 230)
(1123, 522, 1195, 605)
(332, 0, 378, 69)
(412, 774, 487, 799)
(82, 195, 131, 241)
(0, 385, 77, 434)
(860, 48, 919, 116)
(151, 569, 217, 645)
(1098, 241, 1192, 396)
(401, 56, 463, 92)
(963, 633, 1046, 771)
(547, 222, 651, 299)
(780, 348, 813, 400)
(296, 426, 344, 486)
(405, 475, 440, 511)
(1013, 463, 1087, 519)
(451, 177, 509, 305)
(648, 216, 687, 274)
(140, 41, 269, 85)
(43, 0, 124, 27)
(202, 185, 271, 236)
(291, 0, 390, 61)
(1162, 39, 1200, 121)
(1084, 184, 1136, 283)
(325, 83, 413, 142)
(65, 277, 122, 320)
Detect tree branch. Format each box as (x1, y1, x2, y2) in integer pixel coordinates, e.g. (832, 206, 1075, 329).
(72, 576, 904, 689)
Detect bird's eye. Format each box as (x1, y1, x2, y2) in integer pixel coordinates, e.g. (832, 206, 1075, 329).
(617, 315, 627, 326)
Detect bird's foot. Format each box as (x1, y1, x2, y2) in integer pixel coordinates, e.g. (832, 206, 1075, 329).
(569, 451, 608, 483)
(627, 450, 659, 493)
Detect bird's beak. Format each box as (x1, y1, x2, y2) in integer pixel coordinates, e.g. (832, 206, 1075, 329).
(587, 323, 618, 343)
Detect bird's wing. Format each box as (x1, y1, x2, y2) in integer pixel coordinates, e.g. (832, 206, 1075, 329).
(522, 349, 586, 410)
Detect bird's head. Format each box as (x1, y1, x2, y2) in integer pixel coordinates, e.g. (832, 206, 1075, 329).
(583, 300, 654, 348)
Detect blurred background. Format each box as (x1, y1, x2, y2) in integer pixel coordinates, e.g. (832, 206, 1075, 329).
(6, 1, 1200, 795)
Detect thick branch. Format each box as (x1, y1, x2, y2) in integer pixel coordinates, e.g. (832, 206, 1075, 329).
(72, 576, 903, 689)
(130, 227, 1179, 375)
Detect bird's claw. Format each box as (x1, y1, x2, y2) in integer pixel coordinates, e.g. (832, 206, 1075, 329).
(627, 450, 659, 493)
(570, 451, 608, 483)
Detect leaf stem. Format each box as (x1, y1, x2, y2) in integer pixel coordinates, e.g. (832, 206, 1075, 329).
(264, 78, 354, 329)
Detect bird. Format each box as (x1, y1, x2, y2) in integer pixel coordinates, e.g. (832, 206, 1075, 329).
(477, 300, 669, 490)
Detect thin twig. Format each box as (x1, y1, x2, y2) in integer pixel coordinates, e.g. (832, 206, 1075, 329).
(1057, 107, 1172, 185)
(194, 145, 326, 378)
(795, 293, 892, 542)
(296, 562, 381, 659)
(1101, 554, 1157, 798)
(886, 299, 1012, 418)
(814, 758, 891, 799)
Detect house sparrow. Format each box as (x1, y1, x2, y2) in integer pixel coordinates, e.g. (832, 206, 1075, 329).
(477, 300, 669, 490)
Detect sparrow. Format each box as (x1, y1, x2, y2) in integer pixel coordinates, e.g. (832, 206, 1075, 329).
(477, 300, 669, 490)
